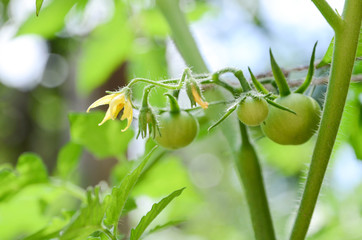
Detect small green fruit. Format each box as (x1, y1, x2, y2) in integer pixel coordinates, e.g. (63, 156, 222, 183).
(261, 93, 321, 145)
(155, 111, 199, 149)
(237, 97, 269, 126)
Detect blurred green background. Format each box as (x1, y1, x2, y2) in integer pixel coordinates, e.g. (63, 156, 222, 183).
(0, 0, 361, 239)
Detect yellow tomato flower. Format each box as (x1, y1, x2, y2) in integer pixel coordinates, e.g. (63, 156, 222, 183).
(87, 89, 133, 132)
(191, 85, 209, 109)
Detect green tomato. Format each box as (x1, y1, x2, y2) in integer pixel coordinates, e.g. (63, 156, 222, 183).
(237, 97, 269, 126)
(261, 93, 321, 145)
(155, 111, 199, 149)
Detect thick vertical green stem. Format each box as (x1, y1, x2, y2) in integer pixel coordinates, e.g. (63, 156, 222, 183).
(237, 122, 276, 240)
(156, 0, 208, 73)
(290, 0, 362, 239)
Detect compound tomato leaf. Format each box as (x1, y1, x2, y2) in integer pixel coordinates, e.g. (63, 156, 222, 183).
(318, 27, 361, 68)
(16, 153, 48, 183)
(23, 215, 70, 240)
(60, 187, 105, 240)
(103, 147, 157, 226)
(130, 188, 185, 240)
(147, 220, 185, 235)
(55, 142, 83, 179)
(0, 153, 48, 201)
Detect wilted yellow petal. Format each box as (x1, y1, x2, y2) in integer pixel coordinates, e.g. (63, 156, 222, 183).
(109, 94, 125, 119)
(192, 87, 209, 109)
(121, 100, 133, 132)
(98, 108, 112, 126)
(87, 94, 115, 112)
(121, 100, 132, 121)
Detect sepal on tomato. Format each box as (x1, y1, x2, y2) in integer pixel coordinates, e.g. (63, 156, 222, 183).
(137, 107, 160, 139)
(269, 49, 291, 96)
(248, 67, 269, 95)
(294, 42, 318, 94)
(208, 98, 241, 131)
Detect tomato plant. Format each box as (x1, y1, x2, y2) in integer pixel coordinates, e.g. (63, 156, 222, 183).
(1, 0, 361, 240)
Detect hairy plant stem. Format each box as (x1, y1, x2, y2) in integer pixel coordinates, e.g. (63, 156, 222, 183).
(237, 122, 276, 240)
(290, 0, 362, 239)
(157, 1, 276, 239)
(311, 0, 343, 31)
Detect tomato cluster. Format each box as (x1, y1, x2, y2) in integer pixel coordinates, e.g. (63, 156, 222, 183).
(89, 46, 322, 148)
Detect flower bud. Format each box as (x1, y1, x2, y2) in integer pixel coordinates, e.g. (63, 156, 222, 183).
(186, 79, 208, 109)
(137, 107, 159, 139)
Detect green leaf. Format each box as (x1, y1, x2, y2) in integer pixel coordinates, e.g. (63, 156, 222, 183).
(77, 1, 133, 94)
(60, 187, 105, 240)
(352, 60, 362, 74)
(103, 147, 158, 226)
(68, 112, 134, 159)
(0, 153, 48, 201)
(36, 0, 44, 16)
(318, 27, 362, 68)
(16, 153, 48, 184)
(18, 0, 78, 38)
(337, 83, 362, 159)
(122, 197, 137, 216)
(23, 215, 70, 240)
(130, 188, 185, 240)
(132, 156, 202, 219)
(147, 220, 184, 235)
(317, 37, 334, 68)
(55, 142, 82, 179)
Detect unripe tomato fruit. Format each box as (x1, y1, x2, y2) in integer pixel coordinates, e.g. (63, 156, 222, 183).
(237, 97, 269, 126)
(261, 93, 321, 145)
(155, 111, 199, 149)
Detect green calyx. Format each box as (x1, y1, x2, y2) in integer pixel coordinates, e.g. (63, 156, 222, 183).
(294, 42, 318, 94)
(248, 67, 269, 95)
(164, 93, 181, 113)
(208, 100, 239, 132)
(137, 107, 160, 139)
(269, 49, 291, 96)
